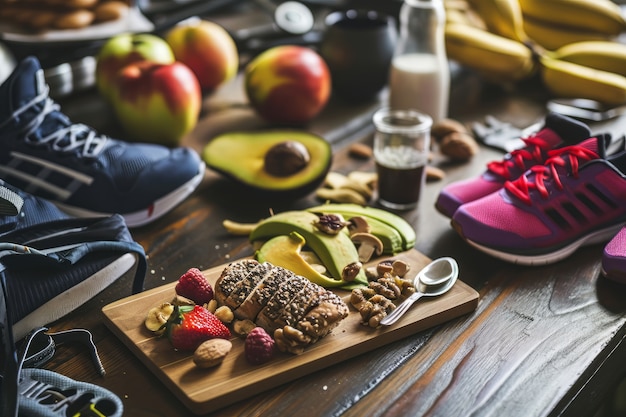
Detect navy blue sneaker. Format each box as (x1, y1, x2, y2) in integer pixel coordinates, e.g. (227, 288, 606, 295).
(0, 56, 205, 228)
(0, 181, 146, 341)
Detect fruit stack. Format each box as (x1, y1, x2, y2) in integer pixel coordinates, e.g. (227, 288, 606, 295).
(94, 20, 239, 145)
(444, 0, 626, 105)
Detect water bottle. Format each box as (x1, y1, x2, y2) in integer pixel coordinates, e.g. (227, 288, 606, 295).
(388, 0, 450, 123)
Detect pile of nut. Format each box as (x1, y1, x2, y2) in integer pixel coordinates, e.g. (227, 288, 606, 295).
(431, 118, 480, 162)
(350, 259, 416, 328)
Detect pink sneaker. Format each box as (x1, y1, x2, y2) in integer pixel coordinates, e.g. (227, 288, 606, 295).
(435, 113, 591, 218)
(451, 135, 626, 265)
(602, 227, 626, 283)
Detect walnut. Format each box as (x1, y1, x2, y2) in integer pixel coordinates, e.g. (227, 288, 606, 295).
(350, 288, 369, 309)
(274, 325, 312, 355)
(232, 319, 257, 336)
(358, 294, 395, 328)
(313, 213, 348, 234)
(350, 264, 416, 328)
(380, 276, 403, 298)
(369, 280, 399, 299)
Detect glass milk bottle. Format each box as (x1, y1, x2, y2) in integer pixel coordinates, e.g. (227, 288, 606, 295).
(388, 0, 450, 123)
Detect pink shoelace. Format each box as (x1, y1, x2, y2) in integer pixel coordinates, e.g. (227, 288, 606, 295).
(504, 143, 599, 205)
(487, 135, 553, 180)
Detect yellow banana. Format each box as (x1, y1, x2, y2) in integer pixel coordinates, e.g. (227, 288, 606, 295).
(523, 16, 612, 51)
(446, 8, 467, 24)
(445, 23, 535, 82)
(465, 0, 529, 43)
(519, 0, 626, 36)
(445, 0, 486, 28)
(539, 56, 626, 106)
(550, 40, 626, 77)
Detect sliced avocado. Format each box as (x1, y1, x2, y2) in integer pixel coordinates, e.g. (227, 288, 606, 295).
(202, 130, 332, 199)
(256, 232, 367, 289)
(256, 232, 345, 288)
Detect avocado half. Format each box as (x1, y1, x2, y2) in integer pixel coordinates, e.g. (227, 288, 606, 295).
(202, 130, 332, 199)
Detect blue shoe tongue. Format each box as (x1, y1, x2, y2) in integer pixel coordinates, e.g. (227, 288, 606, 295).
(0, 56, 45, 118)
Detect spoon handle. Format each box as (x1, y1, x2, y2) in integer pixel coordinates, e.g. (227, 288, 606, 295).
(379, 291, 424, 326)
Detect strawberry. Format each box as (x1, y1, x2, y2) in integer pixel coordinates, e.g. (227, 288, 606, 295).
(245, 327, 275, 365)
(166, 305, 231, 351)
(175, 267, 214, 304)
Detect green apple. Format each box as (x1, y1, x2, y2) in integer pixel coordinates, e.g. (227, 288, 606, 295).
(244, 45, 331, 125)
(95, 33, 175, 101)
(110, 61, 202, 146)
(165, 19, 239, 91)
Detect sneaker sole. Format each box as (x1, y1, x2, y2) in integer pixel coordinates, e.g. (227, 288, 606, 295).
(12, 252, 136, 340)
(455, 221, 624, 266)
(55, 162, 206, 228)
(601, 268, 626, 284)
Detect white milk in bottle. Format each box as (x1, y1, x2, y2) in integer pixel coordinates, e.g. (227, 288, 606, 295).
(388, 0, 450, 123)
(389, 52, 448, 123)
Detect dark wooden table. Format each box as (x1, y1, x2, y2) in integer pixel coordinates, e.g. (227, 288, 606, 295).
(34, 4, 626, 417)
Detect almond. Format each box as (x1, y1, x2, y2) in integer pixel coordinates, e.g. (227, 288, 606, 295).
(193, 338, 233, 368)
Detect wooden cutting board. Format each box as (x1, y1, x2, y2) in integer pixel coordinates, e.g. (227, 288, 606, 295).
(102, 250, 479, 415)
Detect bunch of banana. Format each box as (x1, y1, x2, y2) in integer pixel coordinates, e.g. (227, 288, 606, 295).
(539, 55, 626, 106)
(464, 0, 528, 43)
(445, 22, 536, 83)
(518, 0, 626, 50)
(549, 40, 626, 77)
(443, 0, 626, 105)
(537, 40, 626, 106)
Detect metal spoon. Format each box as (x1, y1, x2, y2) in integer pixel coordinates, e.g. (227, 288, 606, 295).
(380, 257, 459, 326)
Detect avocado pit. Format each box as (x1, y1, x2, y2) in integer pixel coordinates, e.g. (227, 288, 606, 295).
(263, 140, 311, 177)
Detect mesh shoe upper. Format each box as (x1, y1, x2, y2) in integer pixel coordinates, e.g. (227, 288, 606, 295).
(451, 135, 626, 265)
(435, 113, 592, 218)
(0, 56, 205, 227)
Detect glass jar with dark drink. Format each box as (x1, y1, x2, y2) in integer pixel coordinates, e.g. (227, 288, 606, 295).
(373, 108, 432, 210)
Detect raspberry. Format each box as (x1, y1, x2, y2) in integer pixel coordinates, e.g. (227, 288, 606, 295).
(245, 327, 275, 365)
(175, 268, 214, 305)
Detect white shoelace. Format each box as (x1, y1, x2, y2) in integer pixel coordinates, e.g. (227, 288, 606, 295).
(1, 87, 108, 158)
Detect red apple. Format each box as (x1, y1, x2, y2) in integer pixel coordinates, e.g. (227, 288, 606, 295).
(95, 33, 175, 101)
(109, 61, 202, 146)
(165, 19, 239, 91)
(244, 45, 332, 125)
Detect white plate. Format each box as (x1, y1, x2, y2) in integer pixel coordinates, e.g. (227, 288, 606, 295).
(0, 7, 154, 44)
